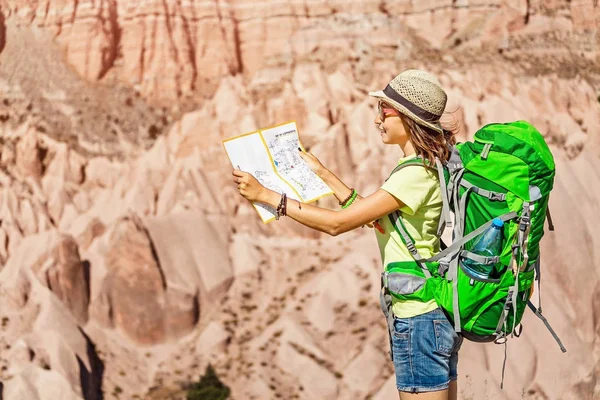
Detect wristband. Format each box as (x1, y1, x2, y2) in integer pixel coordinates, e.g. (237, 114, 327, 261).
(341, 190, 358, 209)
(339, 188, 356, 206)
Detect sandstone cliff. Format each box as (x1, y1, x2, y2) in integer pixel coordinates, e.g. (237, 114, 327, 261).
(0, 0, 599, 399)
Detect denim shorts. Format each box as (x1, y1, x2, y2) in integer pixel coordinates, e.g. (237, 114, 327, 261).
(391, 308, 463, 393)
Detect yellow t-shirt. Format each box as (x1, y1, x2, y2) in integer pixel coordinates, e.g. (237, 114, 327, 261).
(375, 156, 442, 318)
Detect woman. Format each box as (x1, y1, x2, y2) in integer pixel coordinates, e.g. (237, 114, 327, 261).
(232, 69, 462, 400)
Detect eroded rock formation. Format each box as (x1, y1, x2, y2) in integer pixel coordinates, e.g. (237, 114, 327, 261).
(0, 0, 598, 399)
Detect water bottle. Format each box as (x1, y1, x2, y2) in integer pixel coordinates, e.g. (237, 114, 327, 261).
(461, 218, 504, 279)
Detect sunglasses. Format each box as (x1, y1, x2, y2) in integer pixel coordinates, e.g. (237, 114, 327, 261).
(377, 102, 401, 122)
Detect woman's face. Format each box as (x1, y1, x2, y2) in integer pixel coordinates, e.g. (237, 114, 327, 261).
(374, 102, 411, 146)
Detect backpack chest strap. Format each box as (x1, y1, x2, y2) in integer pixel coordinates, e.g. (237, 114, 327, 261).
(460, 179, 506, 202)
(388, 211, 431, 279)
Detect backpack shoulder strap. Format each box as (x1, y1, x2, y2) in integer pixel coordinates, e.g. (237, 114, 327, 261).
(387, 210, 431, 278)
(386, 156, 452, 237)
(385, 157, 429, 182)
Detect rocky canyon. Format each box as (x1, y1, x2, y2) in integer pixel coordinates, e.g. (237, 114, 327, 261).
(0, 0, 599, 399)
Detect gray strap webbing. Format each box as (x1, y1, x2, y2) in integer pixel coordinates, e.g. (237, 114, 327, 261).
(435, 158, 452, 236)
(527, 301, 567, 353)
(389, 211, 431, 278)
(389, 211, 421, 261)
(494, 292, 513, 337)
(447, 146, 463, 172)
(481, 143, 492, 160)
(426, 212, 518, 263)
(452, 169, 466, 238)
(509, 202, 531, 274)
(509, 242, 519, 275)
(379, 285, 395, 360)
(446, 168, 457, 207)
(448, 255, 461, 332)
(388, 158, 451, 239)
(438, 260, 450, 276)
(386, 158, 439, 279)
(458, 187, 473, 239)
(460, 180, 506, 202)
(511, 272, 520, 337)
(386, 272, 426, 295)
(512, 205, 525, 331)
(516, 202, 532, 273)
(460, 250, 499, 265)
(507, 204, 530, 335)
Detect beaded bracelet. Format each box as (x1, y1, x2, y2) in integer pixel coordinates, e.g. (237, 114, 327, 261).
(341, 190, 358, 209)
(339, 188, 356, 206)
(275, 193, 287, 220)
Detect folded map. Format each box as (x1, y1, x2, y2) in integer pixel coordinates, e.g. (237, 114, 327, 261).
(223, 121, 333, 223)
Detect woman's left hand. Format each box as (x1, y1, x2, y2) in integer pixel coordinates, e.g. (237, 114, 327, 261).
(232, 169, 267, 203)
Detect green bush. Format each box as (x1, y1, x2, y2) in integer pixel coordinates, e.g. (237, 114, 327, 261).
(186, 364, 230, 400)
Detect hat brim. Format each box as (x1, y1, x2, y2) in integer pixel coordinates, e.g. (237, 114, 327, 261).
(369, 90, 443, 134)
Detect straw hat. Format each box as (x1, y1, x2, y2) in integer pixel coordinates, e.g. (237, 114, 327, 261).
(369, 69, 447, 134)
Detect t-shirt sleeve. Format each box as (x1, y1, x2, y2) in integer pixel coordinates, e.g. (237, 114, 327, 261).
(380, 166, 437, 215)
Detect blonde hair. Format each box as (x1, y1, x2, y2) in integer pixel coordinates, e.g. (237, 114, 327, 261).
(401, 115, 458, 165)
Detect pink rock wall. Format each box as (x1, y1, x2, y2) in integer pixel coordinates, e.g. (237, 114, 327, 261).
(0, 0, 598, 399)
(3, 0, 595, 103)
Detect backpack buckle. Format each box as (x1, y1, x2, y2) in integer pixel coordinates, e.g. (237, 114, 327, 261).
(405, 241, 418, 255)
(381, 272, 389, 289)
(519, 214, 531, 231)
(511, 244, 520, 259)
(489, 192, 506, 201)
(438, 261, 450, 276)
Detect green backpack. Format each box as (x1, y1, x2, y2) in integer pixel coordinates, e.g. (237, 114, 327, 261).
(379, 121, 566, 385)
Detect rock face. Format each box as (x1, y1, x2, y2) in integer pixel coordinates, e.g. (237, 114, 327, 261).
(0, 232, 102, 400)
(0, 0, 599, 399)
(1, 0, 596, 104)
(100, 214, 171, 345)
(91, 211, 232, 346)
(31, 234, 90, 324)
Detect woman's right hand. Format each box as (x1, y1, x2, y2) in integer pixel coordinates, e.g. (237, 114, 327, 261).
(298, 149, 327, 178)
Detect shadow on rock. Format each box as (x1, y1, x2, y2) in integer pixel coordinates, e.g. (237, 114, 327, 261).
(78, 328, 104, 400)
